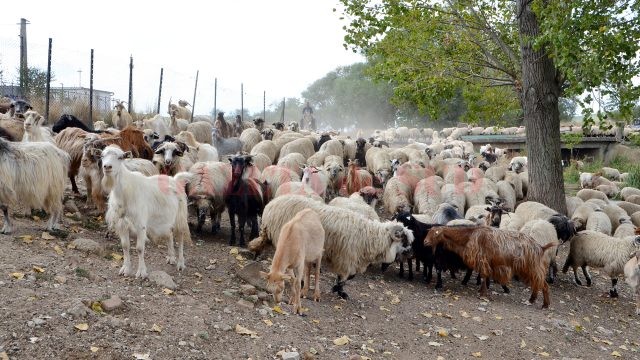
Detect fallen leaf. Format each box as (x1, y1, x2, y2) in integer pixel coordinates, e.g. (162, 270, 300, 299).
(379, 306, 391, 312)
(90, 302, 104, 314)
(150, 323, 162, 332)
(263, 319, 273, 326)
(235, 255, 245, 261)
(32, 266, 45, 273)
(472, 316, 482, 322)
(539, 352, 550, 357)
(41, 232, 55, 240)
(438, 329, 449, 337)
(111, 253, 123, 261)
(235, 324, 258, 338)
(133, 353, 150, 360)
(472, 352, 482, 357)
(20, 235, 33, 243)
(619, 345, 628, 350)
(229, 247, 239, 255)
(74, 323, 89, 331)
(162, 288, 174, 295)
(428, 341, 442, 347)
(67, 243, 76, 249)
(421, 312, 433, 318)
(312, 319, 320, 324)
(460, 310, 470, 318)
(612, 351, 622, 357)
(333, 335, 351, 346)
(602, 340, 614, 346)
(273, 305, 288, 315)
(194, 272, 203, 279)
(495, 315, 503, 320)
(54, 245, 64, 255)
(10, 272, 25, 280)
(390, 295, 400, 305)
(90, 346, 99, 353)
(475, 334, 488, 341)
(520, 339, 526, 348)
(491, 329, 503, 336)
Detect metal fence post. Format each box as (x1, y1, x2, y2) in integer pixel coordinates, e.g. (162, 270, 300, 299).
(213, 77, 217, 117)
(191, 70, 198, 122)
(45, 38, 52, 121)
(241, 83, 244, 122)
(88, 49, 94, 129)
(127, 55, 133, 113)
(157, 67, 163, 114)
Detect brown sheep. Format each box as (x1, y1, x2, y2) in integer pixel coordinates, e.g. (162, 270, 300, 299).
(425, 225, 557, 308)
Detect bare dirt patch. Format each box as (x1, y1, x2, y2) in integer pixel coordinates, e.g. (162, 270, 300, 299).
(1, 189, 639, 360)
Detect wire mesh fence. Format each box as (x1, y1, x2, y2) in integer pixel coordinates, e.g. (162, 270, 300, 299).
(0, 22, 298, 128)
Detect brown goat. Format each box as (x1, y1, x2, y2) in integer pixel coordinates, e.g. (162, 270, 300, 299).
(424, 225, 557, 308)
(346, 160, 372, 195)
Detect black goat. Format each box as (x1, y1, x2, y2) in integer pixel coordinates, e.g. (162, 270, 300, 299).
(52, 114, 108, 134)
(355, 137, 367, 167)
(224, 154, 264, 246)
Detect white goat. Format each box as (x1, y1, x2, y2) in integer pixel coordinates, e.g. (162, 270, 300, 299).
(101, 145, 191, 278)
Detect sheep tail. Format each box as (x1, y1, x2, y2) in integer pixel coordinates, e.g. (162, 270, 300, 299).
(248, 226, 270, 255)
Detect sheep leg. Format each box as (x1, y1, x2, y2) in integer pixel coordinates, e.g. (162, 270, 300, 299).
(571, 266, 582, 286)
(609, 278, 619, 298)
(331, 276, 349, 299)
(415, 260, 421, 273)
(475, 272, 482, 285)
(292, 263, 304, 315)
(302, 264, 311, 299)
(450, 269, 457, 279)
(501, 284, 510, 293)
(479, 277, 489, 298)
(238, 215, 247, 247)
(249, 215, 259, 239)
(70, 175, 79, 194)
(313, 259, 322, 302)
(461, 269, 473, 285)
(196, 209, 206, 233)
(582, 265, 592, 286)
(176, 231, 186, 271)
(398, 260, 405, 278)
(407, 258, 414, 281)
(423, 262, 433, 283)
(635, 287, 640, 315)
(0, 205, 12, 234)
(435, 269, 443, 290)
(228, 212, 236, 246)
(118, 231, 133, 277)
(135, 229, 149, 279)
(165, 233, 176, 265)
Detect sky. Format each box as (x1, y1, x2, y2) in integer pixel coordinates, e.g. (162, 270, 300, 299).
(0, 0, 363, 115)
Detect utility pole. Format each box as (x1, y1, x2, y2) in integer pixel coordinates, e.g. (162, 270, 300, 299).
(77, 69, 82, 87)
(19, 18, 29, 96)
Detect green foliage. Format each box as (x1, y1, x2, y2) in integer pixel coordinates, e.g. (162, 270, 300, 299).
(625, 165, 640, 189)
(563, 164, 580, 184)
(559, 97, 578, 122)
(629, 133, 640, 147)
(608, 155, 634, 174)
(16, 67, 53, 100)
(534, 0, 640, 127)
(561, 133, 583, 151)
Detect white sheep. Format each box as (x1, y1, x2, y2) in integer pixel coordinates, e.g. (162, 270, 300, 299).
(601, 167, 621, 181)
(174, 131, 219, 162)
(499, 212, 525, 230)
(279, 137, 315, 160)
(259, 208, 325, 313)
(260, 165, 300, 203)
(328, 196, 379, 221)
(566, 196, 584, 218)
(22, 110, 54, 143)
(277, 153, 306, 177)
(586, 209, 612, 235)
(366, 147, 392, 186)
(562, 230, 640, 297)
(102, 145, 190, 278)
(576, 188, 609, 203)
(176, 161, 231, 234)
(250, 140, 278, 164)
(571, 202, 600, 231)
(0, 138, 69, 234)
(240, 128, 262, 153)
(301, 165, 330, 200)
(613, 218, 636, 238)
(152, 141, 195, 176)
(413, 176, 442, 217)
(134, 116, 170, 140)
(319, 139, 345, 159)
(383, 176, 413, 214)
(186, 121, 214, 145)
(603, 203, 629, 233)
(509, 156, 527, 173)
(621, 187, 640, 201)
(441, 183, 466, 217)
(248, 194, 413, 299)
(274, 182, 323, 202)
(496, 180, 516, 211)
(618, 201, 640, 216)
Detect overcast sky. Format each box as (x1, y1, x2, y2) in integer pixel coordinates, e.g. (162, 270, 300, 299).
(0, 0, 363, 115)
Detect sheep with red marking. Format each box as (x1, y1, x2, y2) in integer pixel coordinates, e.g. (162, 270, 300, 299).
(424, 225, 557, 308)
(259, 208, 325, 313)
(624, 251, 640, 315)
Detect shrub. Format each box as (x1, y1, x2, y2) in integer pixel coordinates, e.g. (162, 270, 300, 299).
(625, 165, 640, 189)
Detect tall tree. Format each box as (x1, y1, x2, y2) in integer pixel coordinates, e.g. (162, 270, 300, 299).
(338, 0, 640, 213)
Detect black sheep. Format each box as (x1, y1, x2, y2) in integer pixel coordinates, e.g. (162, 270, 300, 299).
(225, 155, 264, 247)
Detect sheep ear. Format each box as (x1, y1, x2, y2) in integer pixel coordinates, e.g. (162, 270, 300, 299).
(123, 151, 133, 159)
(154, 148, 164, 155)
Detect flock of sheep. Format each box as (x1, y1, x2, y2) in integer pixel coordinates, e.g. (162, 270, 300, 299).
(1, 96, 640, 316)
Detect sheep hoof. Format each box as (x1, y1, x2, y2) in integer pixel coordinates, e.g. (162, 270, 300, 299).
(176, 261, 186, 271)
(502, 285, 510, 294)
(575, 279, 583, 286)
(119, 265, 133, 277)
(636, 308, 640, 315)
(338, 291, 349, 299)
(314, 294, 320, 302)
(135, 269, 148, 279)
(166, 256, 176, 265)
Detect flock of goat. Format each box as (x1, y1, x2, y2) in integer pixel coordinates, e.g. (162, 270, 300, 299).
(1, 97, 640, 315)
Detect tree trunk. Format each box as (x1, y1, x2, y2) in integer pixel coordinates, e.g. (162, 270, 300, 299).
(518, 0, 567, 215)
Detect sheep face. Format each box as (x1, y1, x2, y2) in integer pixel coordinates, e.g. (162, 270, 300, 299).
(101, 146, 132, 177)
(326, 163, 344, 180)
(259, 271, 290, 303)
(288, 121, 299, 132)
(154, 142, 187, 168)
(261, 128, 274, 140)
(272, 122, 285, 131)
(253, 118, 265, 130)
(382, 225, 414, 265)
(23, 111, 43, 132)
(9, 99, 32, 118)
